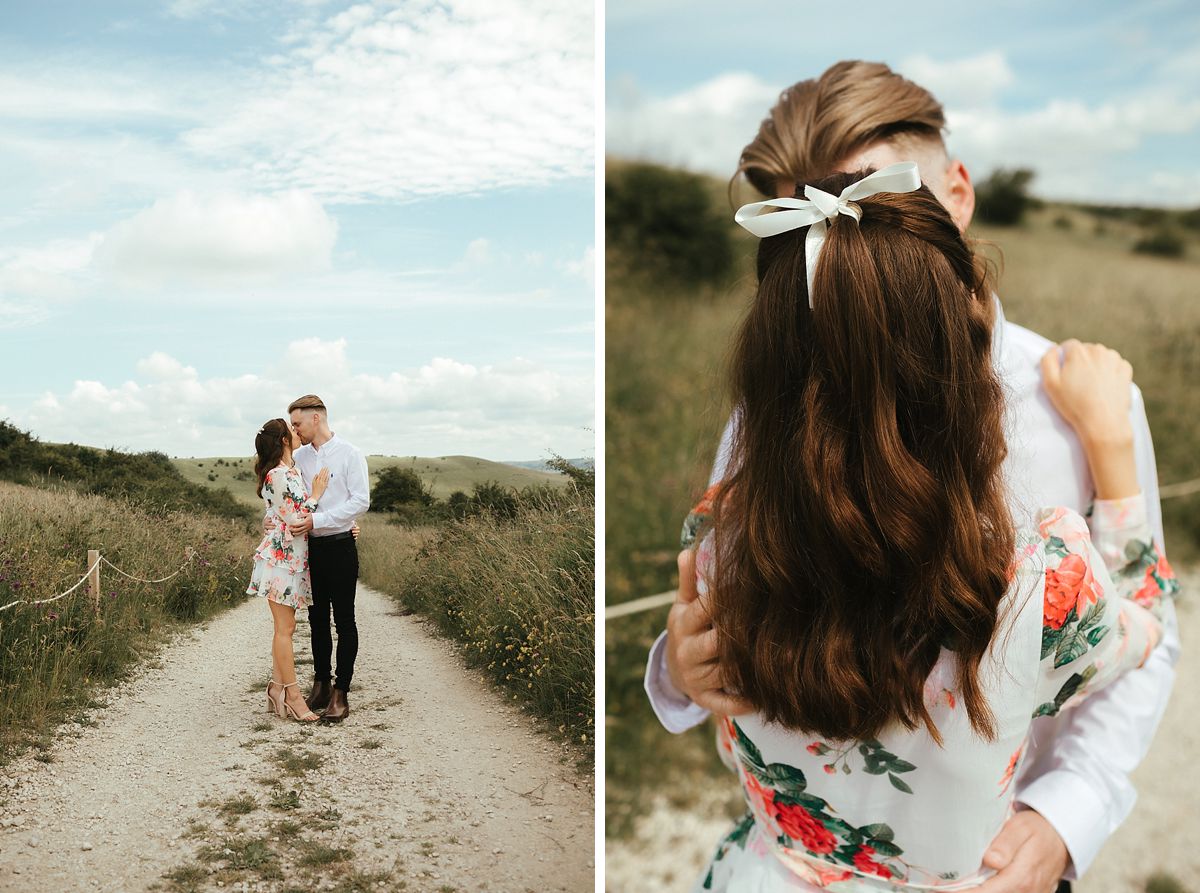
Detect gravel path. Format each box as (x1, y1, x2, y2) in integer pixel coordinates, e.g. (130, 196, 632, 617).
(606, 569, 1199, 892)
(0, 585, 594, 892)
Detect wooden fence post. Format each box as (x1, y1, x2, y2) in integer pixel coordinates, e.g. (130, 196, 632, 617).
(87, 550, 101, 616)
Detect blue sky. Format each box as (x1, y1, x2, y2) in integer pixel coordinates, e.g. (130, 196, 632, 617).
(607, 0, 1200, 206)
(0, 0, 594, 460)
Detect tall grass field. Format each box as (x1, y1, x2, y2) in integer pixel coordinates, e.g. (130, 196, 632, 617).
(357, 476, 595, 764)
(0, 481, 256, 763)
(605, 161, 1200, 838)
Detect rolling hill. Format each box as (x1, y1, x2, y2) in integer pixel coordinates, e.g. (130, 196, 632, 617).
(172, 453, 568, 508)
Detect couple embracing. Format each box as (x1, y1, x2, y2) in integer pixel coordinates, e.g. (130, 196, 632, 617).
(647, 62, 1181, 890)
(248, 395, 370, 725)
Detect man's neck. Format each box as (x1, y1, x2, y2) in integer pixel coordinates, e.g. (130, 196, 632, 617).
(310, 428, 334, 451)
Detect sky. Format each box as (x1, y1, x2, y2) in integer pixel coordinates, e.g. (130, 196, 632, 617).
(0, 0, 595, 461)
(607, 0, 1200, 207)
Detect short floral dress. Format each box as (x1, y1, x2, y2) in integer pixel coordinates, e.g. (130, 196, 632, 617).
(684, 488, 1177, 892)
(246, 465, 320, 609)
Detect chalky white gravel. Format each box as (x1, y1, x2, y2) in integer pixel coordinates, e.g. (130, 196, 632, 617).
(0, 585, 594, 892)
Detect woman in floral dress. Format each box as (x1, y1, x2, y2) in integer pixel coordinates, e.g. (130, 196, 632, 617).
(687, 167, 1177, 891)
(249, 417, 329, 722)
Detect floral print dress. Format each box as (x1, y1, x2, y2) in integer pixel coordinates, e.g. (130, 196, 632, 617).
(685, 490, 1177, 892)
(246, 465, 320, 609)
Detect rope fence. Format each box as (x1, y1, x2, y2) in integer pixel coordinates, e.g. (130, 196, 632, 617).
(0, 549, 196, 615)
(606, 476, 1200, 621)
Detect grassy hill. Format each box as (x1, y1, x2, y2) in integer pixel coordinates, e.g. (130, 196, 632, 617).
(173, 453, 568, 508)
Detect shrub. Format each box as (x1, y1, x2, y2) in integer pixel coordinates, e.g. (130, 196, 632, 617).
(370, 466, 433, 512)
(975, 168, 1036, 226)
(1133, 228, 1185, 258)
(606, 161, 734, 285)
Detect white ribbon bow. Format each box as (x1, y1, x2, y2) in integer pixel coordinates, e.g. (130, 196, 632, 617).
(734, 161, 923, 307)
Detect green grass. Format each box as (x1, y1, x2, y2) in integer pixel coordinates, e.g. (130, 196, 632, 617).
(604, 175, 1200, 838)
(273, 747, 324, 777)
(357, 485, 595, 761)
(0, 480, 257, 764)
(172, 453, 567, 508)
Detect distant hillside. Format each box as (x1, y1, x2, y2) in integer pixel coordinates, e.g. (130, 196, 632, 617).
(173, 453, 567, 508)
(504, 458, 593, 473)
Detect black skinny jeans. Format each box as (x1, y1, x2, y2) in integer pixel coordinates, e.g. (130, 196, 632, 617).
(307, 535, 359, 692)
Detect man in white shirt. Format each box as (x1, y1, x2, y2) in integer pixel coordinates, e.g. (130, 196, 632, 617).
(645, 60, 1180, 891)
(285, 394, 371, 722)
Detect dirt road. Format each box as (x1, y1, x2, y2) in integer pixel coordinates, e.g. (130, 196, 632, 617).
(0, 585, 594, 893)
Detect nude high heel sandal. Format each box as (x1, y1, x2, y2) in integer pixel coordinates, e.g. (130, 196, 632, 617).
(266, 678, 284, 717)
(280, 682, 319, 722)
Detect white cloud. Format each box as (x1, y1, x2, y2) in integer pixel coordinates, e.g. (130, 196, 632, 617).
(181, 0, 594, 202)
(93, 190, 338, 286)
(561, 245, 595, 285)
(463, 238, 491, 265)
(606, 71, 778, 176)
(0, 234, 102, 310)
(897, 52, 1015, 110)
(19, 339, 593, 459)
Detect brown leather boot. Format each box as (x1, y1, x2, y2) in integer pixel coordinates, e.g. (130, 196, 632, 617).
(321, 688, 349, 723)
(306, 680, 333, 712)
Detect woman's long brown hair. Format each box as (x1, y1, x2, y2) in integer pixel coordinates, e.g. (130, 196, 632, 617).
(711, 170, 1013, 744)
(254, 418, 291, 498)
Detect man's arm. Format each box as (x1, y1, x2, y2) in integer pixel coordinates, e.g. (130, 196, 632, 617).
(1011, 383, 1180, 879)
(311, 449, 370, 531)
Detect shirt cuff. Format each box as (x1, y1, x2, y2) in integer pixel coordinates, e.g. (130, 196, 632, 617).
(644, 631, 711, 734)
(1015, 768, 1128, 880)
(312, 510, 328, 530)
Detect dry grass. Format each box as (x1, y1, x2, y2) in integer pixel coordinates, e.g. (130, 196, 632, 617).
(358, 493, 595, 757)
(0, 480, 257, 763)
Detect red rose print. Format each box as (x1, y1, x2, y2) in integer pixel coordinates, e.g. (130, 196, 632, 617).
(774, 801, 836, 854)
(1044, 553, 1097, 629)
(823, 764, 836, 775)
(806, 742, 823, 756)
(852, 845, 893, 879)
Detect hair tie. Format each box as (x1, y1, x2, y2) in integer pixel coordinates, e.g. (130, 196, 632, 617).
(734, 161, 923, 308)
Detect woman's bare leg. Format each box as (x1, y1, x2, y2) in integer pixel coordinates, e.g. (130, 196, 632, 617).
(268, 599, 313, 718)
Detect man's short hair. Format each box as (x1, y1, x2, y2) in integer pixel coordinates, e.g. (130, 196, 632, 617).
(288, 394, 327, 415)
(737, 60, 947, 197)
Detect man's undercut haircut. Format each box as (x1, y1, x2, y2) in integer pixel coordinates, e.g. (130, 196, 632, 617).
(736, 60, 947, 198)
(288, 394, 327, 415)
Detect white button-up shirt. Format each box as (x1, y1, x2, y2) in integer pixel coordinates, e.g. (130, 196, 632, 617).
(293, 433, 371, 536)
(643, 298, 1181, 879)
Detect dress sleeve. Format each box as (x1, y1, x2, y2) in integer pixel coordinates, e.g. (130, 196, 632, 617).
(280, 467, 319, 517)
(1032, 499, 1176, 718)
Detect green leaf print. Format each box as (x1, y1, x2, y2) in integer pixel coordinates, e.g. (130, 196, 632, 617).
(1045, 535, 1068, 557)
(1041, 624, 1062, 660)
(1077, 599, 1105, 632)
(732, 720, 767, 774)
(1085, 625, 1110, 647)
(869, 839, 903, 858)
(859, 823, 893, 841)
(887, 772, 913, 794)
(1053, 628, 1089, 668)
(764, 762, 808, 794)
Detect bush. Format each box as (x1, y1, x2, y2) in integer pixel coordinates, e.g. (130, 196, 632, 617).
(370, 466, 433, 513)
(0, 421, 249, 522)
(975, 168, 1036, 226)
(1133, 228, 1185, 258)
(606, 161, 734, 285)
